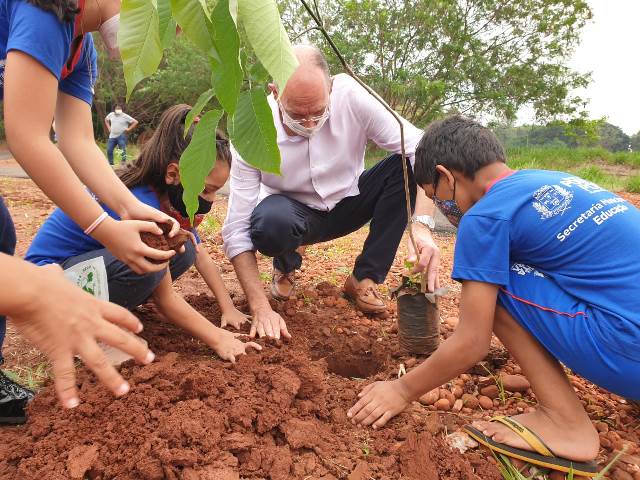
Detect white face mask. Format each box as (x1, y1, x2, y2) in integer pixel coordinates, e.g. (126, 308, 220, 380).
(99, 14, 120, 60)
(114, 109, 123, 114)
(279, 100, 330, 138)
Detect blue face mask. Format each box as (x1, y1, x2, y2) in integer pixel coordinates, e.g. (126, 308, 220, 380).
(433, 175, 464, 227)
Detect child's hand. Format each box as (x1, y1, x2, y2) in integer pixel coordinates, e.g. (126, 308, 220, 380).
(120, 200, 180, 238)
(221, 308, 251, 330)
(211, 328, 262, 363)
(10, 264, 155, 409)
(92, 217, 175, 274)
(347, 380, 412, 429)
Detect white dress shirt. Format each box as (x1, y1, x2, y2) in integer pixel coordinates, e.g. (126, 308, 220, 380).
(222, 73, 423, 260)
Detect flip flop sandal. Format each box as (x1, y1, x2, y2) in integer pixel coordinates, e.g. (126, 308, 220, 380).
(464, 416, 599, 477)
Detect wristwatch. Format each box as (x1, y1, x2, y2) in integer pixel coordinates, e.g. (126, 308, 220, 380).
(413, 214, 435, 230)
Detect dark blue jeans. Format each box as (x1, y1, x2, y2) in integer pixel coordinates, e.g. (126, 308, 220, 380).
(61, 240, 197, 310)
(0, 196, 17, 364)
(106, 134, 127, 165)
(250, 154, 417, 284)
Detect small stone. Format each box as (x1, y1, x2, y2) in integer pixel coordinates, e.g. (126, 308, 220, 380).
(324, 297, 336, 307)
(595, 421, 609, 433)
(405, 358, 417, 368)
(480, 385, 500, 399)
(439, 389, 455, 405)
(321, 327, 331, 337)
(444, 316, 458, 328)
(419, 389, 440, 406)
(452, 399, 464, 412)
(434, 398, 451, 411)
(452, 386, 464, 398)
(478, 396, 494, 410)
(336, 327, 344, 334)
(446, 431, 478, 453)
(499, 374, 531, 392)
(462, 394, 479, 409)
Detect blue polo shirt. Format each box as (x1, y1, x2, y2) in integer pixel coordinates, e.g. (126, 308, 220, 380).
(26, 186, 201, 266)
(0, 0, 97, 104)
(452, 169, 640, 355)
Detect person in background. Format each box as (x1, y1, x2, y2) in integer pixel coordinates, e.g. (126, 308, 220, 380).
(105, 104, 138, 165)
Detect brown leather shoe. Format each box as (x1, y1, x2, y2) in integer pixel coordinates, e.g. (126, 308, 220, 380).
(271, 269, 295, 301)
(343, 275, 386, 313)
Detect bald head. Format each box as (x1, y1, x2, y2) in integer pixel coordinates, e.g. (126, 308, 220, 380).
(273, 45, 332, 128)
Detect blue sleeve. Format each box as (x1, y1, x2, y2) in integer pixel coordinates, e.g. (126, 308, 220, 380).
(193, 230, 202, 244)
(6, 0, 70, 80)
(59, 34, 97, 105)
(451, 214, 511, 286)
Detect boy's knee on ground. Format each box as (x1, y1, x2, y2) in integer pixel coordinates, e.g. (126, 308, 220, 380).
(169, 240, 197, 281)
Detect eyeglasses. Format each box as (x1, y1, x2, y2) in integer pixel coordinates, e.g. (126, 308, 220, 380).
(278, 100, 329, 125)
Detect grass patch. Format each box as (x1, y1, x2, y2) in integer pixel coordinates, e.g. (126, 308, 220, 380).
(626, 175, 640, 193)
(5, 362, 51, 391)
(199, 214, 222, 236)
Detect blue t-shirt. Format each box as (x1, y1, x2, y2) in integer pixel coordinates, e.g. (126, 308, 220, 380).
(452, 169, 640, 349)
(0, 0, 97, 104)
(26, 186, 201, 265)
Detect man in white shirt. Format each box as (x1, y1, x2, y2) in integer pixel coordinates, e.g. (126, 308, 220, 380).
(104, 104, 138, 165)
(222, 46, 440, 340)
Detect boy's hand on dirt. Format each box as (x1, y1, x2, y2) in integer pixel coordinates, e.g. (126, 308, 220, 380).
(347, 380, 412, 429)
(10, 264, 155, 409)
(211, 328, 262, 363)
(407, 226, 440, 291)
(221, 308, 251, 330)
(92, 217, 175, 274)
(249, 307, 291, 340)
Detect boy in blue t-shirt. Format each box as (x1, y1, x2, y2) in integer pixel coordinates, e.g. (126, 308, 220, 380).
(348, 116, 640, 477)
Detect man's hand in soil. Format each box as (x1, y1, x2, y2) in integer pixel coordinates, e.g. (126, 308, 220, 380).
(407, 224, 441, 291)
(249, 306, 291, 340)
(221, 308, 251, 330)
(347, 380, 412, 429)
(211, 328, 262, 363)
(2, 258, 155, 409)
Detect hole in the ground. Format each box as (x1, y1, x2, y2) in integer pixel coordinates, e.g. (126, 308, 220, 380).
(325, 353, 382, 379)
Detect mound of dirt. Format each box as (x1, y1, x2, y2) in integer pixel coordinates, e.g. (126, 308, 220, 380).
(0, 299, 501, 480)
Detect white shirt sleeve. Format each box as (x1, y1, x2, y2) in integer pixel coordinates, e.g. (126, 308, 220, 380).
(105, 112, 113, 122)
(221, 145, 262, 260)
(351, 79, 423, 166)
(123, 113, 136, 124)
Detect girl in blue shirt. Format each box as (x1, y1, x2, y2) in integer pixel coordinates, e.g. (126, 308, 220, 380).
(0, 0, 170, 412)
(28, 104, 261, 364)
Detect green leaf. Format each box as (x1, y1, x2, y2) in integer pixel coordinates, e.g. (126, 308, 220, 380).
(179, 109, 224, 222)
(209, 0, 242, 115)
(120, 0, 163, 100)
(170, 0, 219, 60)
(184, 88, 215, 137)
(228, 88, 280, 174)
(237, 0, 298, 91)
(157, 0, 176, 48)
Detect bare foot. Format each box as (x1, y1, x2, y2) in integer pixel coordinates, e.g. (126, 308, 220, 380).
(472, 409, 599, 463)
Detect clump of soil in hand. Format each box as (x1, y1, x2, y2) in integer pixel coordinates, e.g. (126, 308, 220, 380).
(140, 222, 191, 262)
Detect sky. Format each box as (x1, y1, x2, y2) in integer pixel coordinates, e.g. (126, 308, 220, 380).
(520, 0, 640, 135)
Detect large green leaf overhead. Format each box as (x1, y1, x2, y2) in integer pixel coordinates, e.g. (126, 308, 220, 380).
(170, 0, 219, 60)
(228, 88, 280, 174)
(210, 0, 242, 115)
(238, 0, 298, 92)
(120, 0, 163, 99)
(179, 109, 224, 222)
(157, 0, 177, 48)
(184, 89, 215, 138)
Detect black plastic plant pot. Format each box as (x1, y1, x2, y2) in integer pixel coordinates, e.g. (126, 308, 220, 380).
(397, 292, 440, 355)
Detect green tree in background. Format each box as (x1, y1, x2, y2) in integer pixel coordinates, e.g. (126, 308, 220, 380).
(280, 0, 592, 126)
(598, 122, 630, 152)
(630, 131, 640, 152)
